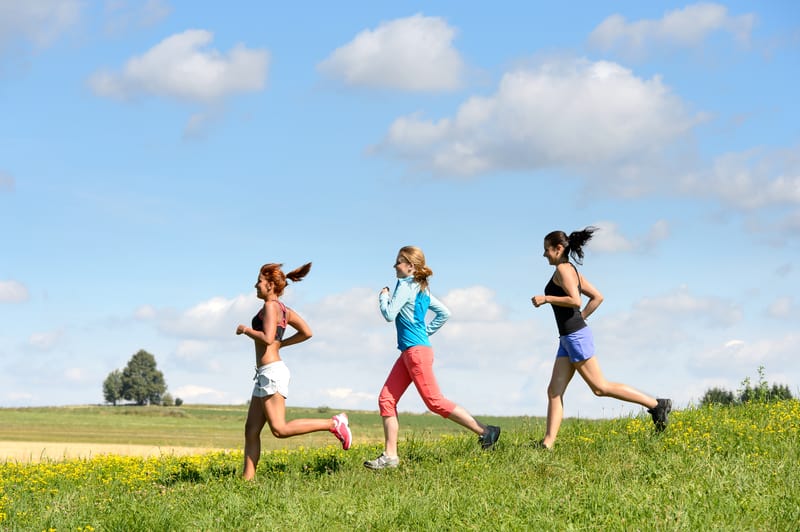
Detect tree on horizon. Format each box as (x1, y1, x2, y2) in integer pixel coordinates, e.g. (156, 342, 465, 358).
(103, 349, 167, 406)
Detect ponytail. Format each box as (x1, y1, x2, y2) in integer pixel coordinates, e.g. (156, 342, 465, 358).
(545, 227, 598, 264)
(566, 227, 597, 264)
(398, 246, 432, 292)
(259, 262, 312, 297)
(286, 262, 312, 283)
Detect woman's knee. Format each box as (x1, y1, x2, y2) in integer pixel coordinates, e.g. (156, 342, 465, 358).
(423, 396, 455, 418)
(547, 380, 568, 399)
(268, 424, 289, 438)
(378, 394, 396, 417)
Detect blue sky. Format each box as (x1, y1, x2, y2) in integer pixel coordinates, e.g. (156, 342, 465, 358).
(1, 1, 798, 420)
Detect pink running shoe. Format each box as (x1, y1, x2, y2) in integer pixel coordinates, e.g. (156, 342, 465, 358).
(331, 413, 352, 450)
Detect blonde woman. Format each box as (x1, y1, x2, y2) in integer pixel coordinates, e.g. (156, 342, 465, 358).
(364, 246, 500, 470)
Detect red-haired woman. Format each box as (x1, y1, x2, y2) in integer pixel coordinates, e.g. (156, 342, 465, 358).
(236, 262, 351, 480)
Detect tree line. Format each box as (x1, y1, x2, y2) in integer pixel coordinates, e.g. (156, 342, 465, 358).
(103, 349, 182, 406)
(700, 366, 793, 406)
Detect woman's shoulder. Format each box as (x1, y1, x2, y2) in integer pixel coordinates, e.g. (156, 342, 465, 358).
(556, 262, 579, 274)
(264, 299, 287, 312)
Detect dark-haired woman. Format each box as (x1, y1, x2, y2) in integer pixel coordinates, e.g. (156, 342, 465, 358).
(236, 262, 351, 480)
(531, 228, 671, 450)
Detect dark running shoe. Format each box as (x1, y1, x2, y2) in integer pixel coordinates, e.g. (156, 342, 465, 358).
(648, 398, 672, 432)
(478, 425, 501, 450)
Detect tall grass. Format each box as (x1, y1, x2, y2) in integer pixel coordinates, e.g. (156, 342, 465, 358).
(2, 401, 799, 530)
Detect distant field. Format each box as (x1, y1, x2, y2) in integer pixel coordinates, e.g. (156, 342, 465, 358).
(0, 404, 531, 457)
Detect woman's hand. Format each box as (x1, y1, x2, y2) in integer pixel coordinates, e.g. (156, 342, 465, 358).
(236, 324, 248, 335)
(531, 295, 547, 308)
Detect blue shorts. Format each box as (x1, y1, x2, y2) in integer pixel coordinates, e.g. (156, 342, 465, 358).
(556, 326, 595, 363)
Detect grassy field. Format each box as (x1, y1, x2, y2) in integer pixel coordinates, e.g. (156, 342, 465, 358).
(1, 401, 799, 530)
(0, 404, 516, 450)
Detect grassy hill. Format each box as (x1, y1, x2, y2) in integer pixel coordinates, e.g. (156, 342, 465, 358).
(1, 401, 798, 530)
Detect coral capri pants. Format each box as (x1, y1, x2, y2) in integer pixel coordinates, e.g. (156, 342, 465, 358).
(378, 345, 456, 418)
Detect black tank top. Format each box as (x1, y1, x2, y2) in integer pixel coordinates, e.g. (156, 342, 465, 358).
(251, 302, 287, 341)
(544, 263, 587, 336)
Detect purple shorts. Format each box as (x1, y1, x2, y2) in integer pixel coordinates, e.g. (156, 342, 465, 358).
(556, 326, 595, 363)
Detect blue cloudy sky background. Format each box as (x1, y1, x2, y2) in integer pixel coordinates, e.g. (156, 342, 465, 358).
(1, 1, 798, 420)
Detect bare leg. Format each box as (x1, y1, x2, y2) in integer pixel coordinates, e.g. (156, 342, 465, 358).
(263, 393, 334, 438)
(575, 357, 657, 409)
(542, 357, 575, 449)
(242, 396, 267, 480)
(383, 415, 400, 457)
(447, 405, 486, 435)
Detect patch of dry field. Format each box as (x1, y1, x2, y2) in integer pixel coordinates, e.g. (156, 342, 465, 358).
(0, 441, 231, 463)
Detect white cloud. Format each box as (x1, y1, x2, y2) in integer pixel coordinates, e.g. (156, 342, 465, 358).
(0, 280, 29, 303)
(318, 14, 464, 91)
(374, 58, 699, 178)
(323, 388, 374, 406)
(155, 294, 255, 339)
(635, 286, 742, 328)
(690, 334, 800, 376)
(0, 0, 82, 52)
(441, 286, 504, 321)
(175, 340, 212, 360)
(589, 3, 755, 58)
(172, 384, 231, 402)
(591, 220, 670, 253)
(88, 29, 269, 102)
(680, 146, 800, 210)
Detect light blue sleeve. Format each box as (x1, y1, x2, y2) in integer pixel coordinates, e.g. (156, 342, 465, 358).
(379, 280, 413, 322)
(425, 293, 450, 335)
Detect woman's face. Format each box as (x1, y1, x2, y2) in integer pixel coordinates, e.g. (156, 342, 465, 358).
(254, 275, 271, 299)
(543, 241, 564, 266)
(394, 254, 415, 278)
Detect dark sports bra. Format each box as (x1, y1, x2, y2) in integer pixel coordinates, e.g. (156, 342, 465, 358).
(544, 263, 587, 336)
(251, 301, 288, 341)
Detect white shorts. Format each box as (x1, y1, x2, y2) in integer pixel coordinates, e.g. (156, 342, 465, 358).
(252, 361, 290, 398)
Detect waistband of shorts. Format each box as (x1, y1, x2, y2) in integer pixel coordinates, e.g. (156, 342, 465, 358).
(255, 360, 286, 372)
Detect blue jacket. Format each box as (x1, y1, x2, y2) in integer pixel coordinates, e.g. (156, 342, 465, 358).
(379, 276, 450, 351)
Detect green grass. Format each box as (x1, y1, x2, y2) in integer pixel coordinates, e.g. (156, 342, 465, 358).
(0, 404, 518, 449)
(2, 401, 799, 530)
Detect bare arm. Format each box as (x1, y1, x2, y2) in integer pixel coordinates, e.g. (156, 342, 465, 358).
(279, 308, 313, 348)
(235, 301, 279, 345)
(531, 263, 582, 308)
(578, 274, 603, 320)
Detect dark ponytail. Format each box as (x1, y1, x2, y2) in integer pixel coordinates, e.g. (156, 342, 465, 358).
(545, 227, 598, 264)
